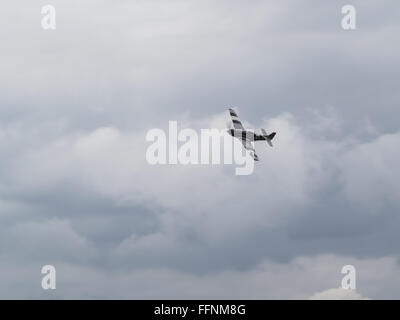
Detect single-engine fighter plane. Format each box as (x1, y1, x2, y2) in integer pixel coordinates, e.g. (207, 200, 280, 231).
(227, 108, 276, 161)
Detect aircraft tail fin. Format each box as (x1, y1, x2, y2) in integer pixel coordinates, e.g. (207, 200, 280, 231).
(261, 129, 276, 147)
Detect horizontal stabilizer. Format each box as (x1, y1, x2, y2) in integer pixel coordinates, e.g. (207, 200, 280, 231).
(261, 129, 276, 147)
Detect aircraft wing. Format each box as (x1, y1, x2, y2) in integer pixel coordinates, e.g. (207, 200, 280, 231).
(229, 108, 244, 130)
(241, 139, 259, 161)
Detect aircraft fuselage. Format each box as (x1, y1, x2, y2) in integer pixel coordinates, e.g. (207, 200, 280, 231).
(227, 129, 266, 141)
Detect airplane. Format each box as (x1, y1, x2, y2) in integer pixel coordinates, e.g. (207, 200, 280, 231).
(227, 108, 276, 161)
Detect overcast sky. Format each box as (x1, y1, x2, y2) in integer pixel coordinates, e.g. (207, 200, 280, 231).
(0, 0, 399, 299)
